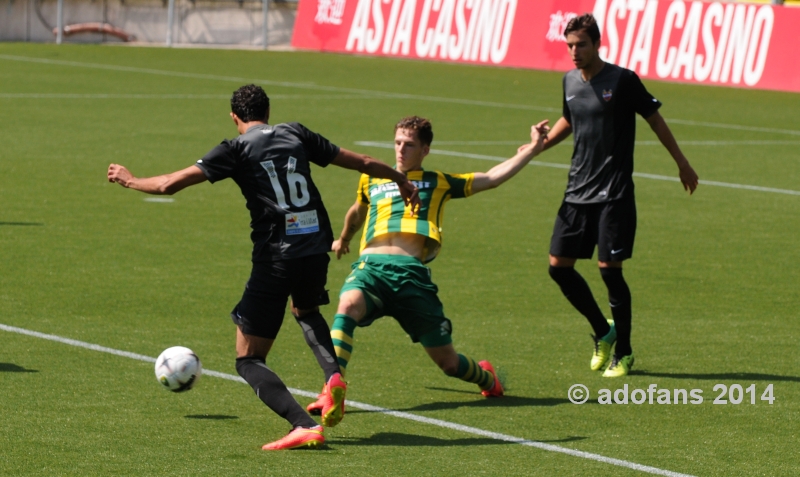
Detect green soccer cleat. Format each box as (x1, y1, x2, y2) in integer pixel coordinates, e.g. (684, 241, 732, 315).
(602, 353, 634, 378)
(262, 425, 324, 450)
(590, 335, 614, 371)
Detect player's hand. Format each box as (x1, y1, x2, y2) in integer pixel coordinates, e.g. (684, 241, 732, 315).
(531, 119, 550, 144)
(108, 164, 134, 187)
(678, 163, 699, 195)
(332, 238, 351, 259)
(398, 180, 420, 216)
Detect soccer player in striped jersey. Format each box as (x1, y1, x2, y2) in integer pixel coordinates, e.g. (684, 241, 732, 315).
(306, 116, 549, 415)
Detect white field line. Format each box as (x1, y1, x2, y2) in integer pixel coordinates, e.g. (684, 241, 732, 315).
(143, 198, 175, 203)
(355, 141, 800, 196)
(0, 322, 695, 477)
(0, 93, 383, 100)
(2, 54, 799, 137)
(413, 140, 800, 147)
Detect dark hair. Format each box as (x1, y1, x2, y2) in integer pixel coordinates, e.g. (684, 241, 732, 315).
(395, 116, 433, 146)
(564, 13, 601, 44)
(231, 84, 270, 122)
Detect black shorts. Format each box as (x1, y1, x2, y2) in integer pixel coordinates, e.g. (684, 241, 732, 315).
(549, 197, 637, 262)
(231, 253, 331, 339)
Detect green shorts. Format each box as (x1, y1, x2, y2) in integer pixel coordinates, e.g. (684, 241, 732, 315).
(339, 254, 453, 347)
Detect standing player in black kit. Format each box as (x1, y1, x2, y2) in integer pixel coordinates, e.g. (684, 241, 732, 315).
(541, 15, 699, 377)
(107, 85, 419, 449)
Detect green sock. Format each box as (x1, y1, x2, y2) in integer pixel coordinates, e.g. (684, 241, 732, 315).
(601, 322, 617, 344)
(331, 314, 356, 377)
(455, 354, 494, 390)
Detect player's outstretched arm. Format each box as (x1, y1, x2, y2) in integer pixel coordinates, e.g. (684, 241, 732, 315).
(332, 201, 368, 260)
(541, 117, 572, 152)
(331, 149, 420, 214)
(471, 120, 550, 194)
(107, 164, 207, 195)
(644, 111, 699, 194)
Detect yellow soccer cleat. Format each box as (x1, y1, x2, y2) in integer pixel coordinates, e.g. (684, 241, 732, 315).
(602, 354, 635, 378)
(591, 335, 614, 371)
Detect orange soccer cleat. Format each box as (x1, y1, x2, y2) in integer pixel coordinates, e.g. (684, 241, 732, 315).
(262, 425, 325, 450)
(306, 384, 326, 416)
(478, 360, 504, 397)
(321, 372, 347, 427)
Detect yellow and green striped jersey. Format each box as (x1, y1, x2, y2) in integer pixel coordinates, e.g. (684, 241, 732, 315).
(355, 170, 474, 263)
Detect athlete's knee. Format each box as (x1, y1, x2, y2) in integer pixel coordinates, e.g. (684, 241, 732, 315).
(336, 290, 367, 320)
(549, 254, 576, 268)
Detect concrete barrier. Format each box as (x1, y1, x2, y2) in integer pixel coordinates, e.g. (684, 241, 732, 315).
(0, 0, 297, 47)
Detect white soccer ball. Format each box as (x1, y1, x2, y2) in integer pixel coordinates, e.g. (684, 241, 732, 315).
(154, 346, 202, 392)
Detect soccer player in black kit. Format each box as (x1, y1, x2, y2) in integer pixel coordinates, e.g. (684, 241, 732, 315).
(541, 15, 699, 377)
(108, 85, 419, 449)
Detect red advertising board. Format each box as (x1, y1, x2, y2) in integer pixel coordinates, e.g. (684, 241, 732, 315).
(292, 0, 800, 93)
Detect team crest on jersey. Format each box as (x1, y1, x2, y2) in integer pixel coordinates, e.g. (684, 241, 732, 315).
(602, 89, 613, 102)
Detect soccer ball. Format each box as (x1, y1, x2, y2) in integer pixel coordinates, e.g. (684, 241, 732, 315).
(154, 346, 202, 392)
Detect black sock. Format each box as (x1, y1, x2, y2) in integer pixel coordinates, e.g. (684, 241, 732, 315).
(235, 356, 317, 429)
(600, 267, 632, 357)
(294, 311, 339, 382)
(549, 265, 611, 337)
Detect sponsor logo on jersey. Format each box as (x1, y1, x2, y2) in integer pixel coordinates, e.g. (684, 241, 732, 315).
(370, 180, 431, 199)
(285, 210, 320, 235)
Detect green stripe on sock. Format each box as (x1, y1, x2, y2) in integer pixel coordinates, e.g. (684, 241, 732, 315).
(332, 314, 357, 375)
(331, 339, 353, 354)
(455, 354, 495, 390)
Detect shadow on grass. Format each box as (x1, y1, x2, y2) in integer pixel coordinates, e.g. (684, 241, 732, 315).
(401, 395, 573, 412)
(0, 363, 39, 372)
(184, 415, 239, 420)
(345, 394, 581, 415)
(630, 371, 800, 382)
(0, 222, 44, 226)
(331, 432, 587, 447)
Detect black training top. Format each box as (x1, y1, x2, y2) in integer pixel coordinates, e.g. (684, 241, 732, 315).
(561, 63, 661, 204)
(195, 122, 340, 262)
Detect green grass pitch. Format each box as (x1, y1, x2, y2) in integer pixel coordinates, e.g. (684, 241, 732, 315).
(0, 43, 798, 476)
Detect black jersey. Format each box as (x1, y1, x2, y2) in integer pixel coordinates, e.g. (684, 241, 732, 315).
(562, 63, 661, 204)
(195, 122, 340, 261)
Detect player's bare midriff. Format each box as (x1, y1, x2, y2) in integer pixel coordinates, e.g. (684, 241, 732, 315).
(361, 232, 428, 261)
